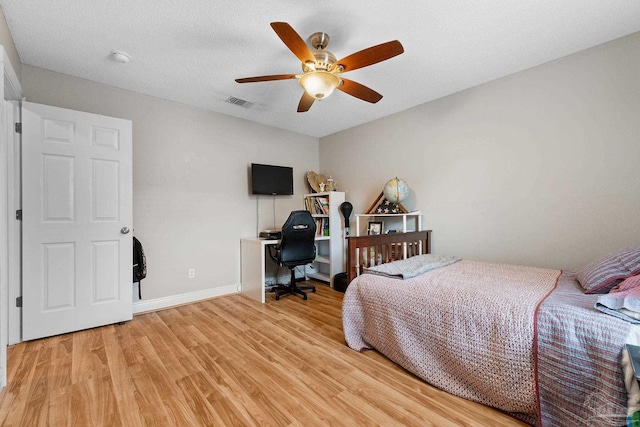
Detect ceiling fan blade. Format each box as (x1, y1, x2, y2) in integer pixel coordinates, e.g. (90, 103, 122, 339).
(337, 78, 383, 103)
(336, 40, 404, 73)
(270, 22, 316, 64)
(235, 74, 297, 83)
(297, 91, 315, 112)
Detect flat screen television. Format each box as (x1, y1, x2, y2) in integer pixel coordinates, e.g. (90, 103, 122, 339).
(251, 163, 294, 195)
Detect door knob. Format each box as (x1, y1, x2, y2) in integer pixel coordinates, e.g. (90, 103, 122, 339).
(120, 227, 130, 234)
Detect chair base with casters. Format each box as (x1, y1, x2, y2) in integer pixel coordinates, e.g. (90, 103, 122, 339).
(270, 268, 316, 300)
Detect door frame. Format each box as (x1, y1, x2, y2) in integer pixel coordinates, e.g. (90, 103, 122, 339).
(6, 100, 20, 345)
(1, 44, 23, 390)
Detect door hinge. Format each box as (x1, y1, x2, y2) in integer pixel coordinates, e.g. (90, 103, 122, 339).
(16, 209, 22, 220)
(16, 296, 22, 308)
(14, 122, 21, 134)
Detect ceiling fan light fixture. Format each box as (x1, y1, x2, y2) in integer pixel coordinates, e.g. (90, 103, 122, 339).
(299, 71, 341, 100)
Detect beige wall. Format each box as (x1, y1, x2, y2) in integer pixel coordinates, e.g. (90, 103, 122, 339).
(0, 6, 20, 82)
(23, 66, 319, 300)
(18, 30, 640, 295)
(320, 32, 640, 270)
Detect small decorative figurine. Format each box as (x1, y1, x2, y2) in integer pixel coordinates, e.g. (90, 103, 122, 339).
(326, 176, 334, 191)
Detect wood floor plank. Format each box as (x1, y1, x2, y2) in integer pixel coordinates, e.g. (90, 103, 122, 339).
(101, 326, 146, 426)
(48, 385, 73, 426)
(17, 343, 54, 426)
(0, 349, 39, 426)
(127, 362, 174, 425)
(0, 282, 528, 426)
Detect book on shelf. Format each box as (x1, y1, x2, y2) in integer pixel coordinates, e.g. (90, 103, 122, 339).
(305, 196, 330, 215)
(313, 218, 330, 236)
(317, 197, 329, 214)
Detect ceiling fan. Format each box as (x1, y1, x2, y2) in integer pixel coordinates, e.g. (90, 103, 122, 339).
(235, 22, 404, 112)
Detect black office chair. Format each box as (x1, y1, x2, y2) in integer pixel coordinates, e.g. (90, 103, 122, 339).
(268, 210, 317, 300)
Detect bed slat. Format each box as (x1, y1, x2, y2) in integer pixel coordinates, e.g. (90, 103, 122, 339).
(346, 230, 432, 283)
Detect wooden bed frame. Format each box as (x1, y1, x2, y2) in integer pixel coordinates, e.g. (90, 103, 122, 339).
(346, 230, 432, 283)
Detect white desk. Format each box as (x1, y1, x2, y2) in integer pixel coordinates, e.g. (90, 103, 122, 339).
(240, 237, 278, 303)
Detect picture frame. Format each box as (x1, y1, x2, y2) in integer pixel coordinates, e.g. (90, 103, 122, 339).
(368, 221, 383, 235)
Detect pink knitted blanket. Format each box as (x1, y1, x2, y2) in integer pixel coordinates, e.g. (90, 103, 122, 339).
(343, 259, 560, 419)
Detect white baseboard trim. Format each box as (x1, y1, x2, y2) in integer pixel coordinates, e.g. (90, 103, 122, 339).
(132, 284, 240, 314)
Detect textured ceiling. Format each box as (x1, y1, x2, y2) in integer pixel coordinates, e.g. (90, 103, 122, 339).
(2, 0, 640, 138)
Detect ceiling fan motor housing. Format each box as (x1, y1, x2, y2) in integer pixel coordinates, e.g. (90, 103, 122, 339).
(303, 49, 337, 72)
(303, 32, 339, 72)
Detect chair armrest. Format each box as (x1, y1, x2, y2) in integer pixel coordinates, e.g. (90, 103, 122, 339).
(267, 244, 280, 265)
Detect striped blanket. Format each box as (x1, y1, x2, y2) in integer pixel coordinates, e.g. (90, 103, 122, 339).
(536, 272, 632, 426)
(343, 261, 632, 426)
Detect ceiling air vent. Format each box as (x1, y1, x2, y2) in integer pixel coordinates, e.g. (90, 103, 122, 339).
(225, 96, 254, 109)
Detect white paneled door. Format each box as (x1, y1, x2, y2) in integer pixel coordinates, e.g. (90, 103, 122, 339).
(21, 102, 132, 341)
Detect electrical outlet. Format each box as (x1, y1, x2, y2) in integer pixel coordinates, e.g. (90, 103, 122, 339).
(188, 268, 195, 279)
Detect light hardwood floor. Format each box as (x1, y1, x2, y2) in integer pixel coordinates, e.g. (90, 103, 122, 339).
(0, 282, 528, 426)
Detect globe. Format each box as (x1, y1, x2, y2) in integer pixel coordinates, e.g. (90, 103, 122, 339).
(383, 178, 409, 204)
